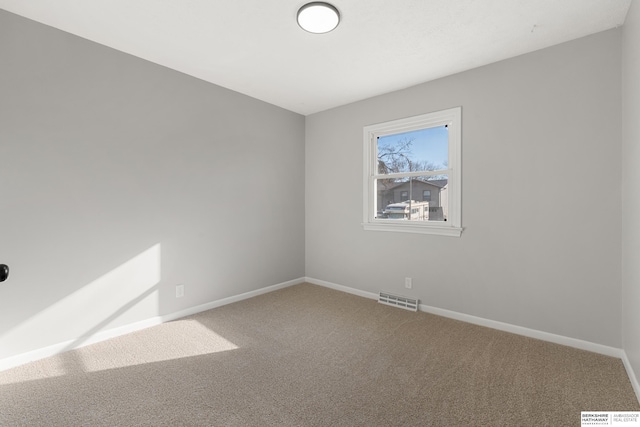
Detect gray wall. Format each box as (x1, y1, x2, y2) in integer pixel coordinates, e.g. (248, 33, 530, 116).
(0, 10, 305, 360)
(622, 0, 640, 389)
(306, 29, 622, 347)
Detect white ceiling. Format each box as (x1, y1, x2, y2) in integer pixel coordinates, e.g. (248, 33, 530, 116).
(0, 0, 632, 115)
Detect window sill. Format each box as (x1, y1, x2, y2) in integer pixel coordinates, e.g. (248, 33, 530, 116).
(362, 221, 463, 237)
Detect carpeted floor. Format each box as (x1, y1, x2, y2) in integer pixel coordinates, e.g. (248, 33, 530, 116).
(0, 283, 638, 426)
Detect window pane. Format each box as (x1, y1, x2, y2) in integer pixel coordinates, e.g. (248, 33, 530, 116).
(375, 175, 448, 222)
(377, 126, 448, 175)
(376, 178, 398, 218)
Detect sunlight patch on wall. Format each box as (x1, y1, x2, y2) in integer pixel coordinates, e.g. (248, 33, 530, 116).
(0, 244, 162, 359)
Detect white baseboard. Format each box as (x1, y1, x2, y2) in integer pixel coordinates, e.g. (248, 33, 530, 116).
(158, 277, 305, 323)
(418, 303, 623, 358)
(305, 277, 380, 301)
(305, 277, 624, 359)
(0, 277, 305, 372)
(622, 351, 640, 404)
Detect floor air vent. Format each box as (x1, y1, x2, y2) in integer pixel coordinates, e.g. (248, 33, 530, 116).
(378, 292, 419, 312)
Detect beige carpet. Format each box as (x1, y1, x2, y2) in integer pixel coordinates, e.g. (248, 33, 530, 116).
(0, 283, 638, 426)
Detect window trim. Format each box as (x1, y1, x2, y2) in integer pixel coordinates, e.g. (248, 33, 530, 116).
(362, 107, 462, 237)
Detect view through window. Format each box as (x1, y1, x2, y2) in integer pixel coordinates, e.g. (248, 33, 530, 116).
(362, 107, 462, 236)
(376, 126, 449, 222)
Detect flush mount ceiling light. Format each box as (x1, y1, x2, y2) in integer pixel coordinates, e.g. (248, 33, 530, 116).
(297, 2, 340, 34)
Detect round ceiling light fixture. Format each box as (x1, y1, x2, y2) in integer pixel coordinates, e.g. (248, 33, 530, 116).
(297, 2, 340, 34)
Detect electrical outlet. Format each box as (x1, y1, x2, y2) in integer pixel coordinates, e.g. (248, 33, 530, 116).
(176, 284, 184, 298)
(405, 277, 412, 289)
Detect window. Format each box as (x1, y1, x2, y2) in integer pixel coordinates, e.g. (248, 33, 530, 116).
(363, 107, 462, 236)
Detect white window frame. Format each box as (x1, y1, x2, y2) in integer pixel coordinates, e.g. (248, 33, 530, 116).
(362, 107, 462, 237)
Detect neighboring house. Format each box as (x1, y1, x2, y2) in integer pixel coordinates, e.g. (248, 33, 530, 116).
(377, 178, 446, 208)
